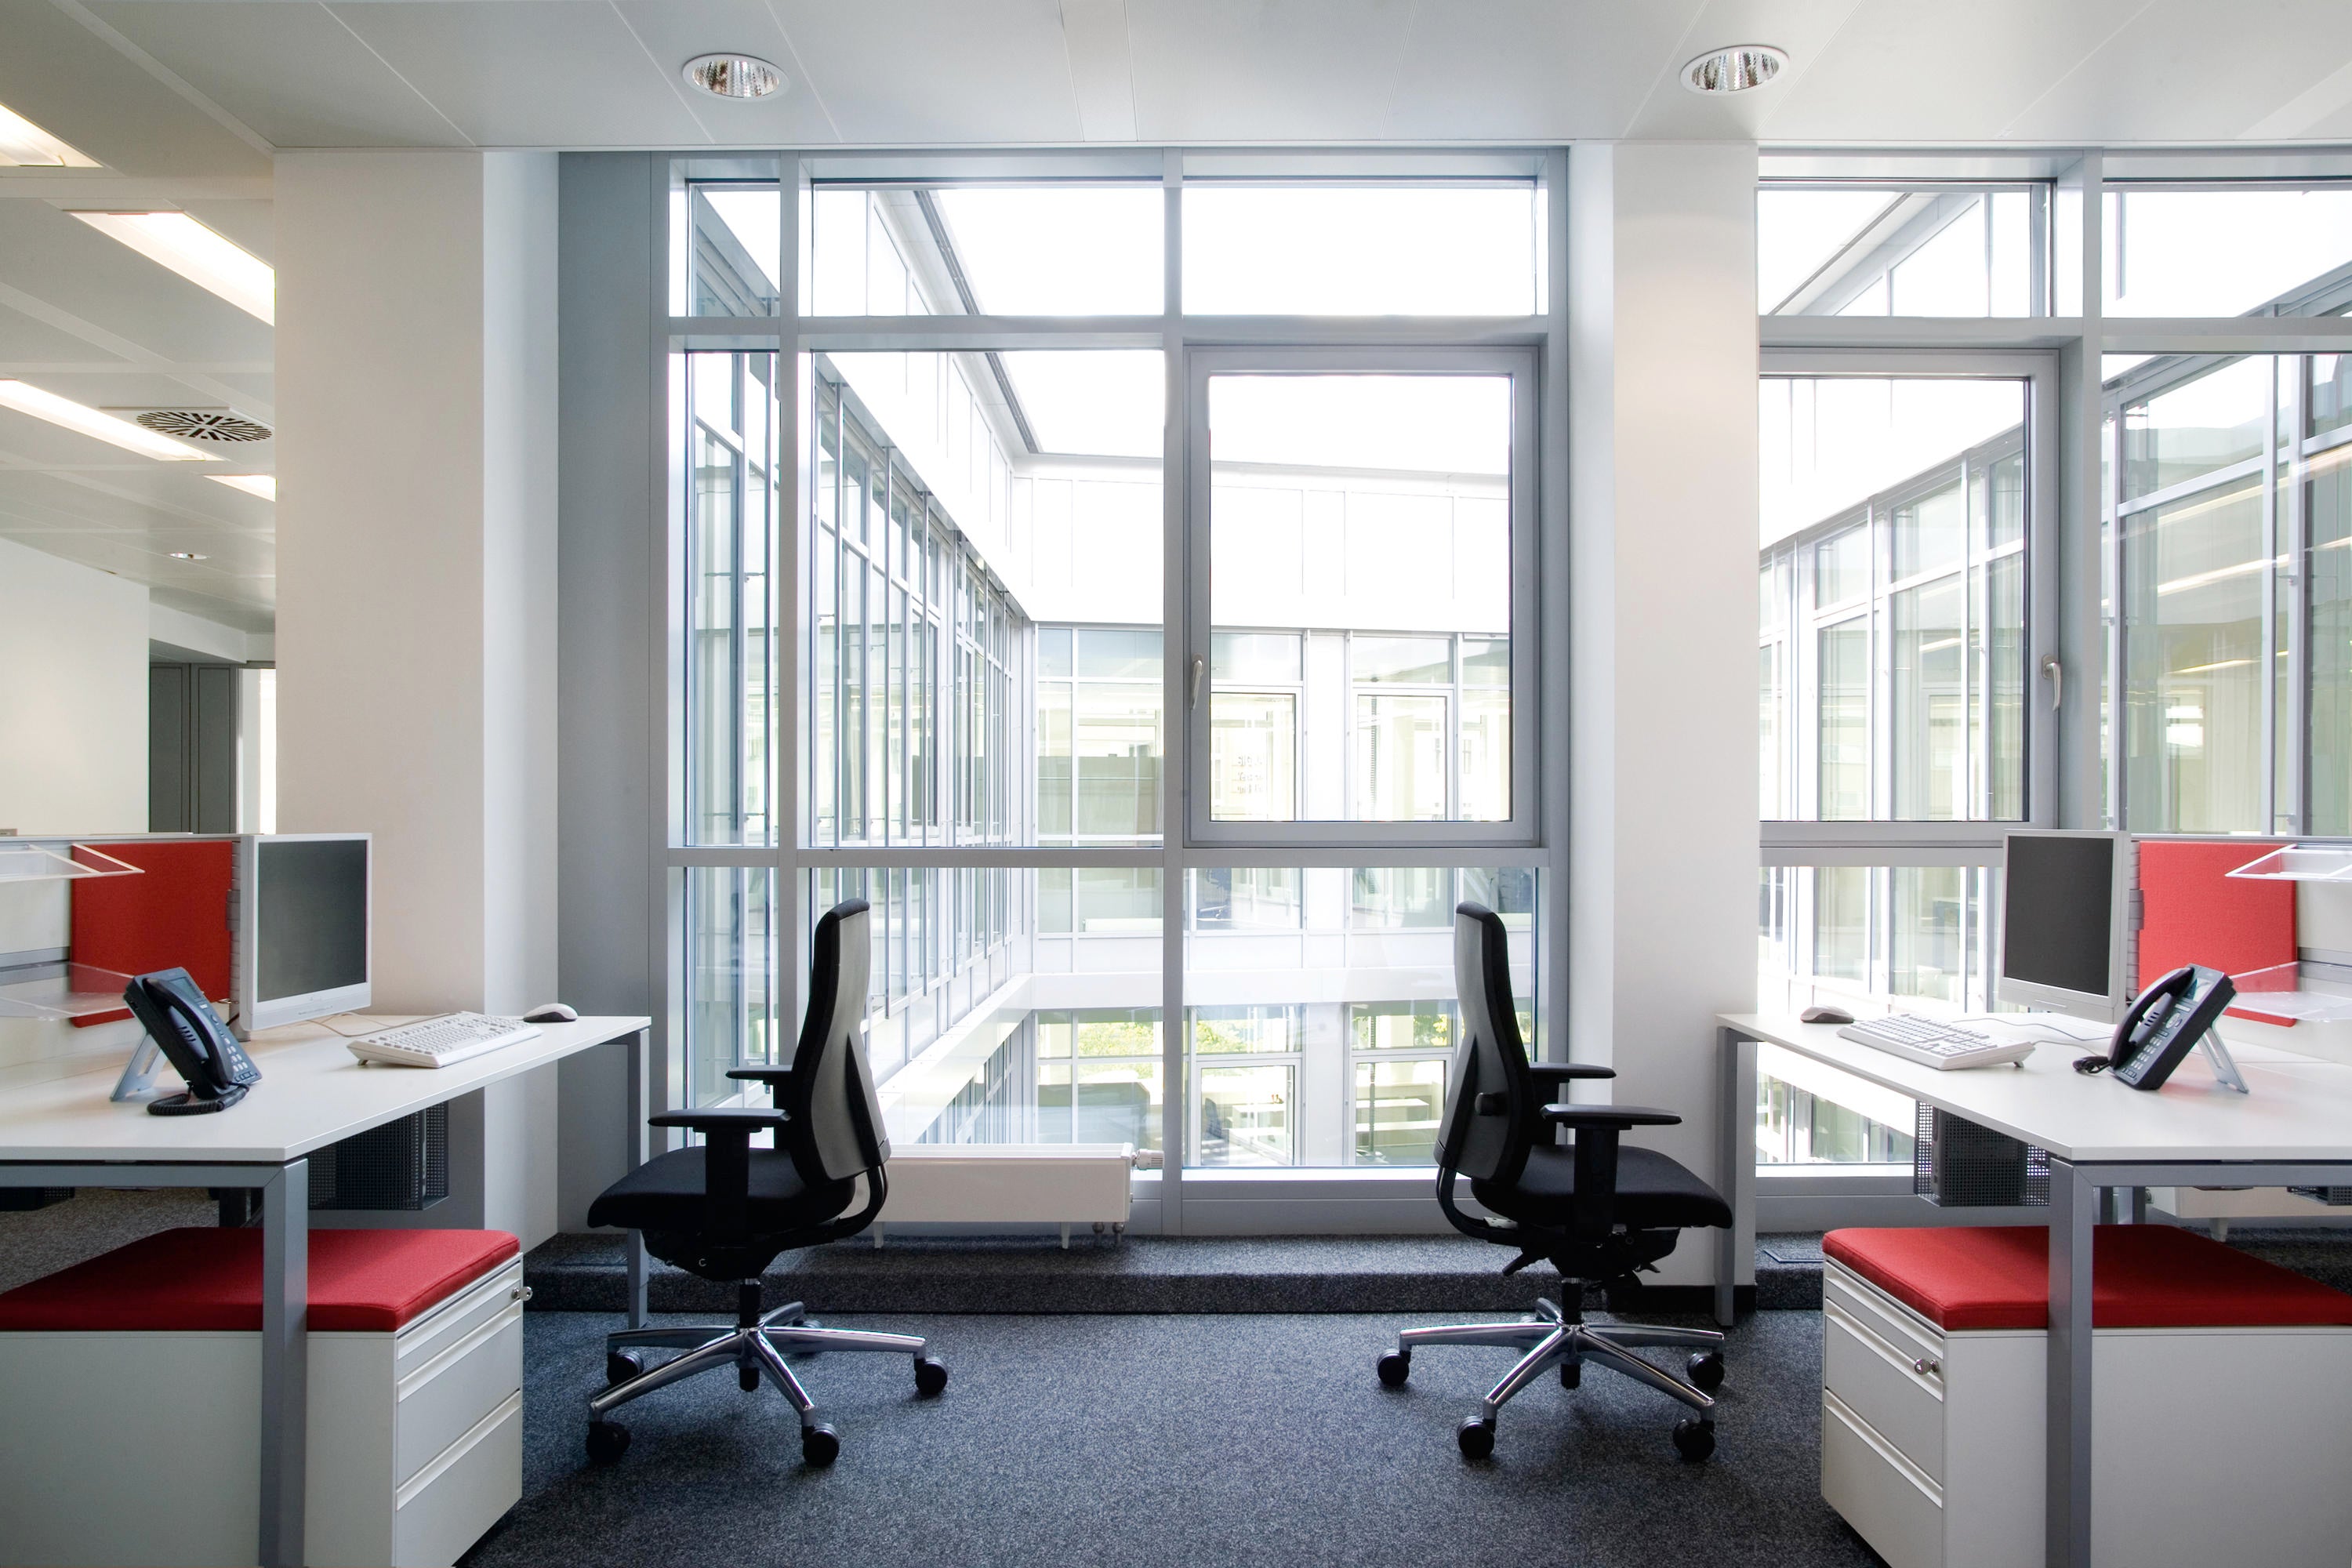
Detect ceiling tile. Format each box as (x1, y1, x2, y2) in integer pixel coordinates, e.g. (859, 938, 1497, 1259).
(0, 0, 273, 176)
(88, 2, 473, 149)
(1377, 0, 1707, 142)
(0, 202, 272, 365)
(1123, 0, 1418, 142)
(770, 0, 1083, 143)
(327, 1, 712, 147)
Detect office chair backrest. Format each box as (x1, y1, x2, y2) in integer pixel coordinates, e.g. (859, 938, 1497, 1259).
(785, 900, 891, 1185)
(1437, 902, 1534, 1186)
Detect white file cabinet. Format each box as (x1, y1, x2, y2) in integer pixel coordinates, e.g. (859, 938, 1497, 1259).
(1821, 1239, 2352, 1568)
(0, 1247, 525, 1567)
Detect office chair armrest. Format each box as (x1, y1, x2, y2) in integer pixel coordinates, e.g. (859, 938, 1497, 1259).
(1530, 1063, 1614, 1087)
(1537, 1103, 1680, 1127)
(725, 1067, 793, 1105)
(648, 1107, 786, 1131)
(649, 1108, 784, 1236)
(1537, 1105, 1679, 1242)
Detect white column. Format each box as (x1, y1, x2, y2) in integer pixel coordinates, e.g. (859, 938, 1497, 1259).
(275, 149, 560, 1242)
(1569, 142, 1761, 1287)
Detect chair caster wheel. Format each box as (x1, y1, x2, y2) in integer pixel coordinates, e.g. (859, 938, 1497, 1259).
(1377, 1350, 1411, 1388)
(740, 1364, 760, 1392)
(1672, 1418, 1715, 1463)
(801, 1423, 841, 1466)
(1456, 1417, 1496, 1460)
(915, 1356, 949, 1396)
(1688, 1350, 1726, 1392)
(604, 1350, 644, 1388)
(586, 1420, 630, 1464)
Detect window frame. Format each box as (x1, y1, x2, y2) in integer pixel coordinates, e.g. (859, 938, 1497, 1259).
(1183, 345, 1541, 848)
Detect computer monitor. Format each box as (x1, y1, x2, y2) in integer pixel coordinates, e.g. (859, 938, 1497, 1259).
(234, 833, 370, 1038)
(1997, 829, 2137, 1024)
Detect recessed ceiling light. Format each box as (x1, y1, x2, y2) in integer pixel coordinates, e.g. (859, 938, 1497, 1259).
(1682, 45, 1788, 94)
(683, 54, 786, 100)
(207, 474, 275, 501)
(0, 101, 97, 168)
(0, 380, 216, 461)
(168, 551, 209, 561)
(66, 212, 274, 324)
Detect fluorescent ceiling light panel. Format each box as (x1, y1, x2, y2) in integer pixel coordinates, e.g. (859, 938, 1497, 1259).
(0, 380, 217, 461)
(206, 474, 275, 500)
(0, 102, 97, 167)
(68, 212, 274, 324)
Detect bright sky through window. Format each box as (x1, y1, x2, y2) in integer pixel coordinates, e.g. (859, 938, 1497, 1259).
(2105, 187, 2352, 316)
(1210, 376, 1511, 474)
(1756, 188, 1897, 311)
(705, 188, 781, 296)
(996, 350, 1163, 456)
(1184, 186, 1540, 315)
(933, 187, 1163, 314)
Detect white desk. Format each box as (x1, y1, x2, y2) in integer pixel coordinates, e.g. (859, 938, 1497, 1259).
(0, 1014, 651, 1568)
(1718, 1013, 2352, 1568)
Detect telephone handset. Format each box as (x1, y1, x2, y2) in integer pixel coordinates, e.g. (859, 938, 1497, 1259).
(118, 968, 260, 1116)
(2074, 964, 2239, 1092)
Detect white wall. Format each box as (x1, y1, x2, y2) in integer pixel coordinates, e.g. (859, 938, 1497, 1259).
(1569, 143, 1761, 1287)
(275, 148, 561, 1247)
(0, 536, 147, 835)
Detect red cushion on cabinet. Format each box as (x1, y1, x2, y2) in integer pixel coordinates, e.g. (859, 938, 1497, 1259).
(1824, 1224, 2352, 1331)
(0, 1228, 520, 1334)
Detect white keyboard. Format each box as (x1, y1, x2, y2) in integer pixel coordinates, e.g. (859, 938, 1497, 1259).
(347, 1013, 541, 1068)
(1837, 1013, 2035, 1070)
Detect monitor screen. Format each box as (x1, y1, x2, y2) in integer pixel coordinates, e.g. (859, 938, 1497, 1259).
(2002, 834, 2115, 1001)
(256, 838, 368, 1004)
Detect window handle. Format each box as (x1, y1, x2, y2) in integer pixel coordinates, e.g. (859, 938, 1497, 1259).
(1189, 655, 1204, 708)
(2041, 655, 2061, 712)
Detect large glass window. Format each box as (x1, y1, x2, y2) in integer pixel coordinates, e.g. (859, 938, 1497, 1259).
(668, 159, 1558, 1189)
(1758, 184, 2045, 318)
(2104, 185, 2352, 318)
(1761, 374, 2031, 824)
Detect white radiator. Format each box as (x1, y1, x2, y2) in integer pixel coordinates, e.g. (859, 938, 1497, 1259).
(875, 1143, 1134, 1247)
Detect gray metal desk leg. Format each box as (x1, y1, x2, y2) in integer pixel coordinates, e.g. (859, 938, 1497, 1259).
(1715, 1028, 1756, 1327)
(626, 1028, 648, 1330)
(259, 1160, 309, 1568)
(2048, 1159, 2096, 1568)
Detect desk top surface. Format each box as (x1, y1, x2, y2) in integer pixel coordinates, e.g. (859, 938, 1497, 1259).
(1724, 1012, 2352, 1164)
(0, 1014, 648, 1165)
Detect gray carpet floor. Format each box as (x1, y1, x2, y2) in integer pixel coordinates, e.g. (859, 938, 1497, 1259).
(461, 1308, 1876, 1568)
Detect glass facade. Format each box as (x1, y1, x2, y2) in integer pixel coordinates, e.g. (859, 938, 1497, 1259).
(668, 165, 1549, 1187)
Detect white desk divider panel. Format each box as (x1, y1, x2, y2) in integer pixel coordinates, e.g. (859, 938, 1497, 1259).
(873, 1143, 1134, 1246)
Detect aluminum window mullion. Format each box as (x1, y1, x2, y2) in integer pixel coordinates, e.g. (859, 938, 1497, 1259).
(2284, 358, 2311, 835)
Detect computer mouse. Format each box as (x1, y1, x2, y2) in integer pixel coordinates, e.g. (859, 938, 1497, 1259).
(1801, 1004, 1854, 1025)
(522, 1002, 578, 1023)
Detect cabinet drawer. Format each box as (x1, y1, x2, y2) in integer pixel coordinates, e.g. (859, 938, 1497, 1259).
(396, 1302, 523, 1485)
(395, 1261, 526, 1378)
(394, 1392, 521, 1568)
(1825, 1263, 1947, 1368)
(1825, 1300, 1946, 1480)
(1822, 1390, 1944, 1568)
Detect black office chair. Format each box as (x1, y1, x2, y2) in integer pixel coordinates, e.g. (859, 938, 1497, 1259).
(1377, 902, 1732, 1462)
(583, 899, 946, 1467)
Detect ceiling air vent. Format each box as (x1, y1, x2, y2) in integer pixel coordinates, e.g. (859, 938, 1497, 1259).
(130, 408, 272, 443)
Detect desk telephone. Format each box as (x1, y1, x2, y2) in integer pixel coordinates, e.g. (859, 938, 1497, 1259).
(2076, 964, 2244, 1092)
(117, 968, 260, 1115)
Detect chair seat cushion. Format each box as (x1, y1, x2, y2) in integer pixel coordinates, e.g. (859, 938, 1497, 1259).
(1472, 1143, 1733, 1232)
(586, 1146, 855, 1236)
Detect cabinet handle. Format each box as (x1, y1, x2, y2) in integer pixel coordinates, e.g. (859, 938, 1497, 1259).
(1911, 1356, 1939, 1376)
(512, 1285, 533, 1303)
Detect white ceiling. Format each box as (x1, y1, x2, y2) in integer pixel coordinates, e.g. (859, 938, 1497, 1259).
(2, 0, 2351, 637)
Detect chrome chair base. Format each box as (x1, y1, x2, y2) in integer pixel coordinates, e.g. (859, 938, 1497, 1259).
(589, 1298, 930, 1434)
(1388, 1295, 1724, 1439)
